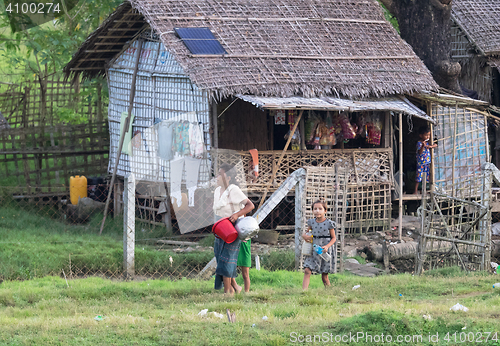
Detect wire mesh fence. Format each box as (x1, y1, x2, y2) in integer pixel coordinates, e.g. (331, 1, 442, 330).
(0, 179, 299, 282)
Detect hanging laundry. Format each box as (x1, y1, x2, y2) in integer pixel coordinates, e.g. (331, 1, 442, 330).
(249, 149, 259, 177)
(185, 157, 202, 207)
(172, 122, 191, 156)
(170, 158, 184, 207)
(130, 128, 158, 181)
(189, 123, 205, 158)
(156, 120, 175, 161)
(169, 157, 202, 208)
(119, 112, 135, 155)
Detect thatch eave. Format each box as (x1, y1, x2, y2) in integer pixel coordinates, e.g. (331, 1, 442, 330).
(66, 0, 438, 99)
(64, 2, 147, 81)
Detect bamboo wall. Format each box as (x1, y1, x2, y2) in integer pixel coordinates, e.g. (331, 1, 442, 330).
(106, 37, 211, 182)
(433, 105, 488, 196)
(216, 148, 393, 233)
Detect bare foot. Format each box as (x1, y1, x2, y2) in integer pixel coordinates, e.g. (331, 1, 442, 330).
(234, 284, 242, 294)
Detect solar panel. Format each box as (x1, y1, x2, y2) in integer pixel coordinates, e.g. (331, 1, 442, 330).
(174, 27, 227, 55)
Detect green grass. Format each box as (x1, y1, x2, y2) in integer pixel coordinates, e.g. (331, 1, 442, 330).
(1, 205, 500, 344)
(0, 204, 300, 281)
(0, 205, 218, 280)
(0, 271, 499, 345)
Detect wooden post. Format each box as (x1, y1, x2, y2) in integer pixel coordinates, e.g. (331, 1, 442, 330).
(485, 114, 490, 163)
(300, 111, 306, 150)
(113, 181, 123, 217)
(481, 166, 492, 270)
(257, 110, 304, 210)
(428, 102, 435, 192)
(100, 39, 143, 235)
(269, 110, 274, 150)
(415, 171, 427, 275)
(382, 111, 391, 148)
(21, 87, 31, 194)
(398, 112, 403, 242)
(211, 101, 218, 149)
(295, 170, 305, 270)
(162, 198, 172, 231)
(452, 102, 458, 195)
(123, 173, 135, 278)
(451, 103, 458, 231)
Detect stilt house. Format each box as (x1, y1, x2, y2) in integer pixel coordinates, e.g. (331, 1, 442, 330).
(64, 0, 439, 233)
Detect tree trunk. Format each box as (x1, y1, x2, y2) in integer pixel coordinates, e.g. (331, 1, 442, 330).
(380, 0, 462, 94)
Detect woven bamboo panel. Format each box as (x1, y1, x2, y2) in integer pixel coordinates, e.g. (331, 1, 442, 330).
(432, 105, 488, 196)
(215, 148, 393, 194)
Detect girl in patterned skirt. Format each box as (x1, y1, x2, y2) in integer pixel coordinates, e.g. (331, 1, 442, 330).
(302, 200, 337, 290)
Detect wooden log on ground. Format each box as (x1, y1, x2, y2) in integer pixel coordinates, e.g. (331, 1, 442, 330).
(156, 240, 199, 246)
(367, 240, 488, 262)
(366, 242, 420, 261)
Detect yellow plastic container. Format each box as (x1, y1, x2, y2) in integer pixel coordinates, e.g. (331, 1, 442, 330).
(70, 175, 87, 205)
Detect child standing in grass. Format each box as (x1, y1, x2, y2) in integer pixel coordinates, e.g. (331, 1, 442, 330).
(302, 200, 337, 290)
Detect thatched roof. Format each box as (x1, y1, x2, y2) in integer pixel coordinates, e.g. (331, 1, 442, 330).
(64, 2, 147, 80)
(452, 0, 500, 56)
(65, 0, 437, 99)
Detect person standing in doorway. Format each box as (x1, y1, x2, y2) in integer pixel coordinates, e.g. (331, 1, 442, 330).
(414, 126, 437, 194)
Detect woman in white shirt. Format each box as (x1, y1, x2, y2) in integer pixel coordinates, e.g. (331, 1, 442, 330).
(213, 164, 255, 295)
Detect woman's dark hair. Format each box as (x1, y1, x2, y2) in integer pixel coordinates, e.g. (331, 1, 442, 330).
(418, 125, 431, 135)
(311, 199, 327, 211)
(219, 163, 239, 186)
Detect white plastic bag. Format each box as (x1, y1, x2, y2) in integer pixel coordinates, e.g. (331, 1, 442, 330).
(450, 303, 469, 312)
(302, 232, 313, 256)
(235, 216, 259, 240)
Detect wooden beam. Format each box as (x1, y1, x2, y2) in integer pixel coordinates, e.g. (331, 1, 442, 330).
(97, 35, 137, 39)
(398, 112, 403, 242)
(108, 28, 143, 31)
(157, 15, 387, 24)
(70, 67, 105, 71)
(189, 54, 416, 60)
(94, 42, 128, 46)
(113, 20, 144, 23)
(84, 49, 122, 53)
(423, 234, 486, 247)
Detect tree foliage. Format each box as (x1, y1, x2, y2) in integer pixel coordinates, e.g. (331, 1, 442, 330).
(0, 0, 122, 80)
(0, 0, 120, 123)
